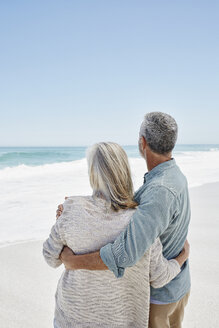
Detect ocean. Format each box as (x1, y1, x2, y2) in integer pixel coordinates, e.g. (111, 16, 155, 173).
(1, 144, 219, 169)
(1, 144, 219, 246)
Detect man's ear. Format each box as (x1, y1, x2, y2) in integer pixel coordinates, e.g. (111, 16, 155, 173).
(141, 136, 147, 150)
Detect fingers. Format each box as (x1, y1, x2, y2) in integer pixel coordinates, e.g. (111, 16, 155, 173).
(59, 246, 66, 260)
(56, 204, 64, 219)
(184, 239, 189, 247)
(183, 240, 190, 259)
(56, 209, 62, 219)
(184, 240, 190, 249)
(56, 209, 62, 216)
(56, 200, 67, 220)
(58, 204, 63, 211)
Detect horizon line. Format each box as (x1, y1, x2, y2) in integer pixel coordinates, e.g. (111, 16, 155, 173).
(0, 143, 219, 148)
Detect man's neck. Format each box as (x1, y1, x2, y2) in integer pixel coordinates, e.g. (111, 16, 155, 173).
(146, 152, 172, 171)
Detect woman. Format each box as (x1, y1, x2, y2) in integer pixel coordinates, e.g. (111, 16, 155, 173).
(43, 142, 189, 328)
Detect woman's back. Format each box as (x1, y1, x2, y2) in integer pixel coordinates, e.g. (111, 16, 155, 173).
(48, 196, 151, 328)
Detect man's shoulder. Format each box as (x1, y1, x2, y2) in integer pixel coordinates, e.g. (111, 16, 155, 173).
(135, 162, 188, 203)
(135, 182, 177, 204)
(153, 164, 188, 193)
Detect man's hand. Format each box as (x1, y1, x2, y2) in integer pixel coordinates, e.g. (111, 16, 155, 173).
(60, 246, 77, 270)
(59, 246, 108, 271)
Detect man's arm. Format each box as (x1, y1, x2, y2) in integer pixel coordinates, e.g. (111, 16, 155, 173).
(60, 238, 189, 273)
(60, 186, 177, 276)
(60, 247, 108, 270)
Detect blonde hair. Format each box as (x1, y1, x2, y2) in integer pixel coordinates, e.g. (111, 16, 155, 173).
(87, 142, 137, 211)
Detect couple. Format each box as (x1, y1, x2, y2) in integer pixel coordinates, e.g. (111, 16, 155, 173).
(43, 112, 191, 328)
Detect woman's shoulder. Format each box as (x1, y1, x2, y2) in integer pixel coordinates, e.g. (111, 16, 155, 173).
(61, 195, 137, 225)
(64, 195, 92, 202)
(58, 196, 92, 222)
(63, 195, 92, 208)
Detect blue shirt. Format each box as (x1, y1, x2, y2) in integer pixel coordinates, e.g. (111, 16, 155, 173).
(100, 159, 191, 303)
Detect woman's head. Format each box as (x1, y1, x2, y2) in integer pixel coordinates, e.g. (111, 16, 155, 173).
(87, 142, 137, 211)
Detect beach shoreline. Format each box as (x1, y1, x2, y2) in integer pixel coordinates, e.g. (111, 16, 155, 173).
(1, 182, 219, 327)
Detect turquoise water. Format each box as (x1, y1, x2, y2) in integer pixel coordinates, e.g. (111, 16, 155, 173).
(0, 145, 219, 169)
(0, 147, 86, 169)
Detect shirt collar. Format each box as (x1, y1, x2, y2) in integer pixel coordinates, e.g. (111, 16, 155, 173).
(143, 158, 176, 184)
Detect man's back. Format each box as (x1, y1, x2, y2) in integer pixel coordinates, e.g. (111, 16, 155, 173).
(135, 159, 191, 302)
(101, 158, 191, 303)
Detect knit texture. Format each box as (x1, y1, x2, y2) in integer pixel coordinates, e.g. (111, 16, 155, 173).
(43, 196, 180, 328)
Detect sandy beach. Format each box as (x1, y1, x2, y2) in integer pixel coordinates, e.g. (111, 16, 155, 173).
(0, 182, 219, 328)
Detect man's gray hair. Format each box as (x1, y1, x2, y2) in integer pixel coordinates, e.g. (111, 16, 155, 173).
(140, 112, 178, 154)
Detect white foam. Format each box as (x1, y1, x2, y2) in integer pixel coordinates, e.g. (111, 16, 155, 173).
(174, 151, 219, 187)
(0, 159, 92, 245)
(130, 150, 219, 189)
(1, 151, 219, 245)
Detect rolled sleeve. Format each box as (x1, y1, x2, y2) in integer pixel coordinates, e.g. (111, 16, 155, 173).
(100, 243, 124, 278)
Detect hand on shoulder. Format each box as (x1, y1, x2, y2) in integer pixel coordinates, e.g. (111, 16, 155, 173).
(56, 196, 69, 219)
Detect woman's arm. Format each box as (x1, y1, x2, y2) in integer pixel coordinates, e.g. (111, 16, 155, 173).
(43, 221, 65, 268)
(149, 239, 190, 289)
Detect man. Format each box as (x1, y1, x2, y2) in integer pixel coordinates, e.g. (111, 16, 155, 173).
(58, 112, 191, 328)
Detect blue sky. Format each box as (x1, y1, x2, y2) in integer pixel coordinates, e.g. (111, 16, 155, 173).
(0, 0, 218, 146)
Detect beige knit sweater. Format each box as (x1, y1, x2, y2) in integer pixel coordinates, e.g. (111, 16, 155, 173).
(43, 196, 180, 328)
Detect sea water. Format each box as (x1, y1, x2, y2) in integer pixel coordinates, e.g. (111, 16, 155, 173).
(1, 145, 219, 246)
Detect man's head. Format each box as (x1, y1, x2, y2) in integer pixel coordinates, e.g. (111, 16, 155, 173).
(139, 112, 178, 161)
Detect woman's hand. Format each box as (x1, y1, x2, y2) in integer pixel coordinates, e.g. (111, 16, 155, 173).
(56, 197, 68, 219)
(175, 240, 190, 267)
(56, 204, 63, 219)
(182, 239, 190, 258)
